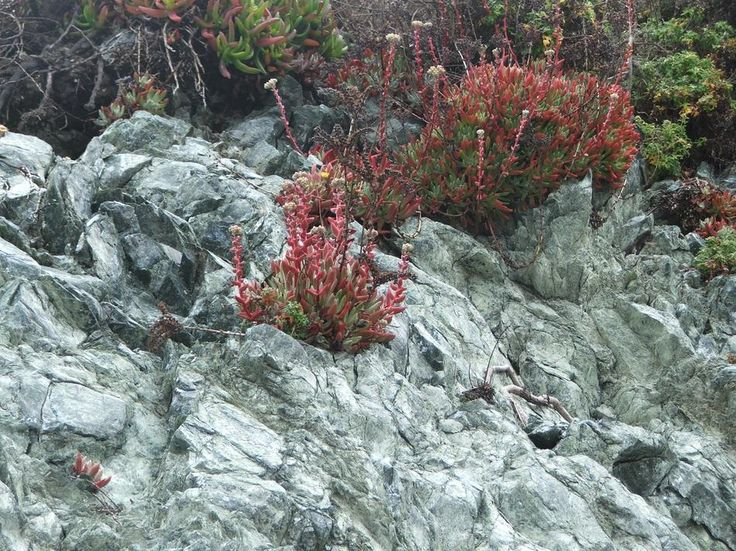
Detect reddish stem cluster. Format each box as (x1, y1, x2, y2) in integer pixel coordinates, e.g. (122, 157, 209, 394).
(265, 79, 305, 156)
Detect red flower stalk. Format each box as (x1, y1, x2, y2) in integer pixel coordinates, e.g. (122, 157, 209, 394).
(71, 452, 112, 492)
(500, 109, 530, 179)
(378, 34, 402, 150)
(277, 156, 420, 232)
(435, 0, 450, 52)
(614, 0, 635, 87)
(426, 32, 441, 66)
(450, 0, 465, 38)
(411, 21, 426, 103)
(264, 78, 305, 156)
(476, 129, 487, 202)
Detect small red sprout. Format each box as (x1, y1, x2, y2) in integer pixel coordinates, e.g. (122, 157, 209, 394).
(72, 452, 112, 492)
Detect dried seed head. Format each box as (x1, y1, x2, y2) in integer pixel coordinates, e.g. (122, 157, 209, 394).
(229, 225, 243, 236)
(411, 20, 424, 29)
(544, 49, 555, 59)
(476, 129, 485, 138)
(423, 22, 433, 29)
(609, 92, 620, 102)
(521, 109, 530, 118)
(386, 33, 401, 45)
(427, 65, 446, 79)
(282, 201, 297, 212)
(401, 243, 414, 254)
(264, 78, 278, 91)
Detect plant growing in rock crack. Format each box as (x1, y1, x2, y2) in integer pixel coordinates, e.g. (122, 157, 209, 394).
(230, 182, 411, 352)
(96, 72, 169, 127)
(654, 178, 736, 237)
(72, 451, 112, 492)
(71, 452, 122, 516)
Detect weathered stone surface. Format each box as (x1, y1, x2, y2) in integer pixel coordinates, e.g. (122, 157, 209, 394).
(41, 159, 98, 254)
(0, 131, 55, 184)
(290, 104, 341, 149)
(2, 118, 736, 551)
(614, 213, 653, 253)
(76, 213, 126, 282)
(507, 174, 594, 301)
(98, 153, 151, 188)
(224, 108, 282, 149)
(40, 382, 127, 439)
(97, 110, 192, 154)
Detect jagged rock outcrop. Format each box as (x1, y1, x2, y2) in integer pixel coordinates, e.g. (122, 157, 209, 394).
(1, 112, 735, 550)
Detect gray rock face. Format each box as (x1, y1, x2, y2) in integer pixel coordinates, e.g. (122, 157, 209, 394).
(1, 118, 736, 550)
(0, 132, 54, 234)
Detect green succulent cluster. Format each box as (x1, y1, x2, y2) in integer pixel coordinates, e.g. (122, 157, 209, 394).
(197, 0, 346, 78)
(96, 72, 168, 127)
(75, 0, 111, 30)
(694, 227, 736, 279)
(75, 0, 346, 78)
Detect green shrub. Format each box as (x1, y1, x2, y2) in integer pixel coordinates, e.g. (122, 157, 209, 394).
(635, 116, 695, 179)
(637, 51, 732, 118)
(639, 7, 735, 54)
(694, 226, 736, 278)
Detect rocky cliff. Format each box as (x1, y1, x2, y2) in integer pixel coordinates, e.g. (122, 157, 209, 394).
(0, 109, 735, 550)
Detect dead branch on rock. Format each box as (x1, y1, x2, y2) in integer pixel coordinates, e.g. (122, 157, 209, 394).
(84, 56, 105, 111)
(146, 302, 249, 353)
(463, 336, 573, 425)
(504, 382, 573, 423)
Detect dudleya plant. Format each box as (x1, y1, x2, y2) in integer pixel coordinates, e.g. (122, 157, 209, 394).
(96, 72, 169, 127)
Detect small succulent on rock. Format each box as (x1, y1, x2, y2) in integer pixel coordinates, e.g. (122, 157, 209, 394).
(71, 452, 112, 492)
(96, 72, 169, 127)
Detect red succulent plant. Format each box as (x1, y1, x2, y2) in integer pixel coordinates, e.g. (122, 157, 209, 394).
(231, 181, 410, 352)
(72, 452, 112, 492)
